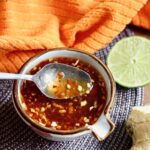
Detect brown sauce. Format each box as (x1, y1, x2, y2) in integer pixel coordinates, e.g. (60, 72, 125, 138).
(21, 57, 107, 130)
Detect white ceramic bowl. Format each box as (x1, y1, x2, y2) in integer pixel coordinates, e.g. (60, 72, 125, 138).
(13, 48, 116, 141)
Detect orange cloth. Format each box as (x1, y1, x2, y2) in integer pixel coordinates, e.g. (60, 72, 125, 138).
(0, 0, 149, 72)
(132, 0, 150, 30)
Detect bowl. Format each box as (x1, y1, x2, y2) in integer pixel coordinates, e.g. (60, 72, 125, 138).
(13, 48, 116, 141)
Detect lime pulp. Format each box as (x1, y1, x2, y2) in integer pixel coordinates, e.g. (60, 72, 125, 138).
(107, 36, 150, 88)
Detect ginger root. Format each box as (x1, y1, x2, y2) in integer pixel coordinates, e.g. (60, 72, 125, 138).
(126, 105, 150, 150)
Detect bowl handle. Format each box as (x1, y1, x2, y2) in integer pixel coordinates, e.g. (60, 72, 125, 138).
(87, 113, 115, 141)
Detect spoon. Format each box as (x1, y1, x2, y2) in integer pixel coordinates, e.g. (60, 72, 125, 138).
(0, 63, 93, 99)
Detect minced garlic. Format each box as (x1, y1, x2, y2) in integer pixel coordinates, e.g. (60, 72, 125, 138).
(81, 100, 87, 107)
(77, 85, 82, 92)
(51, 121, 57, 127)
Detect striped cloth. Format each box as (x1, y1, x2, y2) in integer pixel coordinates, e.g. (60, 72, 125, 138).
(0, 28, 143, 150)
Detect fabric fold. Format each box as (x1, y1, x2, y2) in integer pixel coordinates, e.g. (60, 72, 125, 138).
(0, 0, 149, 72)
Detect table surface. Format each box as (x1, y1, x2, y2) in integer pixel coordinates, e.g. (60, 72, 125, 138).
(131, 26, 150, 105)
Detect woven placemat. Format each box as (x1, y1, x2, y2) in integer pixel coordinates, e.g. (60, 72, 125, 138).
(0, 28, 143, 150)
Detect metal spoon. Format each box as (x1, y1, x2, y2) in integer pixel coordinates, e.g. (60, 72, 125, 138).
(0, 63, 93, 99)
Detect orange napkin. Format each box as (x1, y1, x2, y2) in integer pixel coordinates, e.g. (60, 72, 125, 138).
(0, 0, 149, 72)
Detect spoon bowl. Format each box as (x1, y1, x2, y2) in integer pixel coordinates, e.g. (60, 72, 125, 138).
(33, 63, 93, 99)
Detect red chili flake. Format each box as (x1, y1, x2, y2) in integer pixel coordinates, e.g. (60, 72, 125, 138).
(57, 72, 64, 80)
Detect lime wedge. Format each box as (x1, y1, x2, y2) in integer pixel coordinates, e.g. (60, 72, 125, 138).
(107, 36, 150, 88)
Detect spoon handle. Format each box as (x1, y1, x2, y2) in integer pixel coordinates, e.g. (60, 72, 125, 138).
(0, 72, 33, 81)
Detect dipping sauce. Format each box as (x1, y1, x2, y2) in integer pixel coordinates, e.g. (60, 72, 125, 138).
(21, 57, 107, 130)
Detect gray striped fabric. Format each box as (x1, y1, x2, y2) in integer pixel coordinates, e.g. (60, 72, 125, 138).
(0, 28, 143, 150)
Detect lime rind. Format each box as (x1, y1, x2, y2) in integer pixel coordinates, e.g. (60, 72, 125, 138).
(107, 36, 150, 88)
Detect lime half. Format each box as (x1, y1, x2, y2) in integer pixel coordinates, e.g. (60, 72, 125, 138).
(107, 36, 150, 88)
